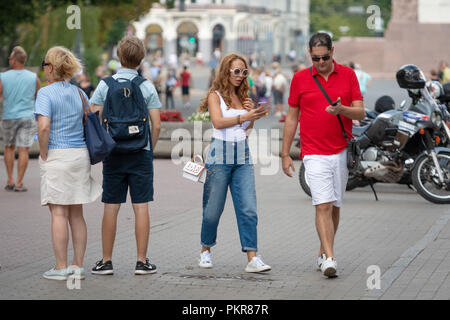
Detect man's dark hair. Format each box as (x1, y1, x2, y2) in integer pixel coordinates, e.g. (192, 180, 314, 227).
(309, 32, 332, 51)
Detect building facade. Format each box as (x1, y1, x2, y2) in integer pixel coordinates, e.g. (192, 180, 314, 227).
(133, 0, 310, 65)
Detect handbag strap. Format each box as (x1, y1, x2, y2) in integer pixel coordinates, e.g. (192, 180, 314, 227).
(309, 67, 349, 141)
(77, 87, 89, 125)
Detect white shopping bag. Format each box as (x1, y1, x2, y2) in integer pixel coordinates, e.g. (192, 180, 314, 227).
(182, 155, 207, 183)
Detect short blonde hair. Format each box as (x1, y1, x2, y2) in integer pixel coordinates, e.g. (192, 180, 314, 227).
(45, 46, 82, 80)
(117, 36, 145, 68)
(11, 46, 27, 64)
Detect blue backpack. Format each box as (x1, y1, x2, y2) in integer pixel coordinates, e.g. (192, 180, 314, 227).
(102, 76, 150, 153)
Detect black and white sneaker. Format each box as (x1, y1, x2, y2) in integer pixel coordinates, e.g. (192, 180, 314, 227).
(135, 258, 157, 275)
(91, 259, 114, 275)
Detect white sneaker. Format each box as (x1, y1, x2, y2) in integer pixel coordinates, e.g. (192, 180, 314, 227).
(199, 251, 213, 268)
(321, 257, 337, 278)
(316, 253, 326, 271)
(245, 256, 271, 273)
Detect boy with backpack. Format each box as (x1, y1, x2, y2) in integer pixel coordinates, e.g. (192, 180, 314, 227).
(89, 36, 161, 275)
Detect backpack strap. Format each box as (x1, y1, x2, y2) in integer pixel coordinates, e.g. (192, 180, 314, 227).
(131, 76, 146, 87)
(102, 76, 116, 88)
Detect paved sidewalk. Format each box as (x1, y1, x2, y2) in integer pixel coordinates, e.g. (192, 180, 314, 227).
(0, 159, 449, 299)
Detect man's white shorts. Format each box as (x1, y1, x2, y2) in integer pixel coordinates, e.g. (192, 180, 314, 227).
(303, 149, 349, 207)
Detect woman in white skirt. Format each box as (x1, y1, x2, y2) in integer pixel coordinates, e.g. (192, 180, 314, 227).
(35, 47, 102, 280)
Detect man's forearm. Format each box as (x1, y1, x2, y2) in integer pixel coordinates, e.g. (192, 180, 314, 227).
(281, 118, 298, 157)
(339, 104, 365, 120)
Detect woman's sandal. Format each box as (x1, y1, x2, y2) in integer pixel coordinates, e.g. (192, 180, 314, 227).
(4, 184, 14, 191)
(14, 184, 28, 192)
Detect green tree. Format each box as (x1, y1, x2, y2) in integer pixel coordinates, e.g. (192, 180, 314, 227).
(310, 0, 392, 40)
(0, 0, 156, 68)
(2, 0, 156, 88)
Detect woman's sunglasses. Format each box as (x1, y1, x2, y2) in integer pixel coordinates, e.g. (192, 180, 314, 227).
(230, 68, 249, 77)
(311, 54, 331, 62)
(41, 60, 50, 69)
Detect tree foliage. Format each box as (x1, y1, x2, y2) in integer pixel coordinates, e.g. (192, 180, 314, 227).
(1, 0, 156, 83)
(310, 0, 392, 40)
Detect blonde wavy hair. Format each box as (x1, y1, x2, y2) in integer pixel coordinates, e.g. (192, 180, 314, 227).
(198, 53, 249, 113)
(45, 46, 82, 80)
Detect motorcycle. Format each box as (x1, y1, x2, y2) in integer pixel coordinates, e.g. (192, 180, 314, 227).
(299, 68, 450, 204)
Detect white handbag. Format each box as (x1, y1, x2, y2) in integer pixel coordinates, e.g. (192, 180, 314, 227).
(183, 155, 207, 183)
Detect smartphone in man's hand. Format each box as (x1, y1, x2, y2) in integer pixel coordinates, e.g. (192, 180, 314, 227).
(331, 97, 341, 106)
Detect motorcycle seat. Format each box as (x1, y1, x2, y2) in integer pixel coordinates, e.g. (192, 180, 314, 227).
(352, 124, 371, 137)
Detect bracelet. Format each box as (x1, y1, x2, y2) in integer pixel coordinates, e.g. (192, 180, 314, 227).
(237, 115, 242, 127)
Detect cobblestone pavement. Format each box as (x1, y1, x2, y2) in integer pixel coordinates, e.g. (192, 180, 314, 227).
(0, 158, 449, 300)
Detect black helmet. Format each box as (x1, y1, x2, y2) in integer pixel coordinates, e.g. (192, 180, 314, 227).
(375, 95, 395, 113)
(396, 64, 426, 89)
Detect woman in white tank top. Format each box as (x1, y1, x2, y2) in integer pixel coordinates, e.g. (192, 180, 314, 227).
(196, 53, 271, 273)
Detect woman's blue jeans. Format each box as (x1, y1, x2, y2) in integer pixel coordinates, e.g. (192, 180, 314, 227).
(201, 138, 258, 252)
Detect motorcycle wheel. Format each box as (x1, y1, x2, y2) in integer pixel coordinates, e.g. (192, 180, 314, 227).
(299, 162, 311, 197)
(411, 152, 450, 204)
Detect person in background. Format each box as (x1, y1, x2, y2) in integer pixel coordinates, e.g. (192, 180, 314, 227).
(430, 69, 441, 82)
(165, 69, 177, 110)
(350, 62, 371, 97)
(272, 63, 288, 117)
(263, 69, 273, 109)
(439, 61, 450, 83)
(0, 46, 40, 192)
(180, 66, 192, 108)
(78, 73, 95, 98)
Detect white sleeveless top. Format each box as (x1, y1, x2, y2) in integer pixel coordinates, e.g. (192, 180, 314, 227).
(212, 91, 251, 142)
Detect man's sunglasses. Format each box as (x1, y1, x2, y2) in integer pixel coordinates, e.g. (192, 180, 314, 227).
(230, 68, 249, 77)
(41, 60, 50, 69)
(311, 54, 331, 62)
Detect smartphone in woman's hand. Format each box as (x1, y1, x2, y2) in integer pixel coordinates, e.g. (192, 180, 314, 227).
(257, 102, 270, 116)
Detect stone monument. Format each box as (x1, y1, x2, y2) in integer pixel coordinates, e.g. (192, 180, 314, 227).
(334, 0, 450, 78)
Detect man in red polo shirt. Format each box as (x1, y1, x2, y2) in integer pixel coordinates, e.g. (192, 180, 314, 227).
(281, 33, 365, 278)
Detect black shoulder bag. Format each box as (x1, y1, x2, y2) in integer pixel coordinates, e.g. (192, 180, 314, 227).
(309, 67, 360, 171)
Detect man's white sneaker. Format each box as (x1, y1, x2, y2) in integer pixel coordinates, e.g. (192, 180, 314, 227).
(245, 256, 271, 273)
(321, 257, 337, 278)
(199, 251, 213, 268)
(316, 253, 326, 271)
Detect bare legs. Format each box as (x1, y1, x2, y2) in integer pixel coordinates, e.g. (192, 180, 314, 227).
(316, 202, 340, 259)
(4, 146, 29, 187)
(101, 203, 150, 263)
(16, 147, 29, 187)
(49, 204, 87, 269)
(4, 146, 15, 186)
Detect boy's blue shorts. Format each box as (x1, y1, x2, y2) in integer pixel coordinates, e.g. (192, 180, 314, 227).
(102, 150, 154, 204)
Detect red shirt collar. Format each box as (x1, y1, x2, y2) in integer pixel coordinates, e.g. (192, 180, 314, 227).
(311, 60, 340, 76)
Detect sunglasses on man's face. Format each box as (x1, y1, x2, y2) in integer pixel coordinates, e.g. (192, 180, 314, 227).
(311, 54, 331, 62)
(230, 68, 249, 77)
